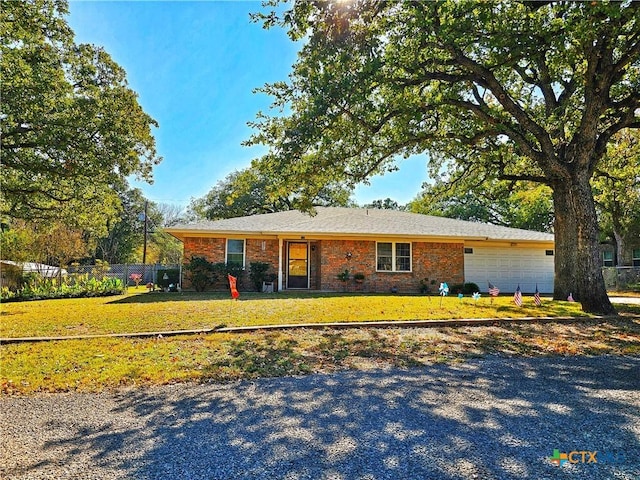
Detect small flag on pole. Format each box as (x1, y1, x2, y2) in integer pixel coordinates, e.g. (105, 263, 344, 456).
(513, 285, 523, 307)
(567, 292, 574, 302)
(534, 285, 541, 306)
(228, 274, 240, 300)
(488, 282, 500, 297)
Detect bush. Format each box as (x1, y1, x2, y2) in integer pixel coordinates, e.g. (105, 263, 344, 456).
(249, 262, 272, 291)
(185, 257, 217, 292)
(157, 268, 180, 289)
(450, 282, 481, 295)
(0, 274, 125, 302)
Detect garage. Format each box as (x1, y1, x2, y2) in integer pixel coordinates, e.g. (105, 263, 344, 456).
(463, 246, 555, 294)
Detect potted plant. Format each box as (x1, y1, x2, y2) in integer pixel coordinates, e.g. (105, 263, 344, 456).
(353, 272, 365, 283)
(337, 269, 350, 282)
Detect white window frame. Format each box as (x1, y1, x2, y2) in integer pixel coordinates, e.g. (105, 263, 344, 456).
(376, 241, 412, 272)
(226, 239, 246, 268)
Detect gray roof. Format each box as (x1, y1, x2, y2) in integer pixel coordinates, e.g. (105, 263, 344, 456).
(167, 207, 554, 243)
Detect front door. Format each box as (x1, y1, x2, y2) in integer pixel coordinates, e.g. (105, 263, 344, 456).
(287, 242, 308, 289)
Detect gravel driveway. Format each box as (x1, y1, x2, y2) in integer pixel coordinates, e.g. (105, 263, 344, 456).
(1, 356, 638, 480)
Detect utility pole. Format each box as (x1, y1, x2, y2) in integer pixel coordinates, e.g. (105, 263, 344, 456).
(142, 200, 148, 264)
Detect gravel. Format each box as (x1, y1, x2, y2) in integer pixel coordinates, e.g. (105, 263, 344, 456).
(1, 355, 639, 480)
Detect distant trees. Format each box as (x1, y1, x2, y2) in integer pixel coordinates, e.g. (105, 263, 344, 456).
(1, 0, 160, 233)
(593, 129, 640, 266)
(409, 181, 554, 233)
(189, 166, 355, 220)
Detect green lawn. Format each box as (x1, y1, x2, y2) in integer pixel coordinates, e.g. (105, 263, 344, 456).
(0, 288, 612, 338)
(1, 290, 638, 395)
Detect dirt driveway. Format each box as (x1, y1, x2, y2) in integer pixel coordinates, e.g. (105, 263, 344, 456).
(1, 356, 639, 479)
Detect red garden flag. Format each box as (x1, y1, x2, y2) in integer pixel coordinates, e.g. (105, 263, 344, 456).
(228, 274, 240, 300)
(534, 285, 542, 306)
(513, 285, 523, 307)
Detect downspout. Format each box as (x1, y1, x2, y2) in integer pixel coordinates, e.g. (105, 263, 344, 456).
(278, 237, 283, 292)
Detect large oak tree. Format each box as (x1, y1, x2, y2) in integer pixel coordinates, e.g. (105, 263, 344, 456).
(1, 0, 160, 232)
(248, 0, 640, 314)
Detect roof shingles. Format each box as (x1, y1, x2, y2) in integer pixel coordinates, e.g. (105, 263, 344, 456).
(168, 207, 554, 243)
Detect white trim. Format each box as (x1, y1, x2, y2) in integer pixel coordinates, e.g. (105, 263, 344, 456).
(225, 238, 246, 268)
(376, 241, 412, 273)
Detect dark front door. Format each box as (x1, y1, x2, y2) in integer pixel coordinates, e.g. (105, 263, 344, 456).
(287, 242, 308, 289)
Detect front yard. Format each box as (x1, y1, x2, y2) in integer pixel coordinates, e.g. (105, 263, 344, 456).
(1, 290, 639, 395)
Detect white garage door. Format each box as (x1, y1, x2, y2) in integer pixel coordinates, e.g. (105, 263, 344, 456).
(464, 247, 554, 294)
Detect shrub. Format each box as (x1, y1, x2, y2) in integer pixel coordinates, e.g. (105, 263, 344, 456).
(248, 262, 274, 291)
(157, 268, 180, 289)
(1, 274, 125, 302)
(450, 282, 481, 295)
(185, 257, 217, 292)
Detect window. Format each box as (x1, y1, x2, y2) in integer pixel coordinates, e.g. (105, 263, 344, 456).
(545, 250, 554, 256)
(464, 248, 473, 254)
(376, 242, 411, 272)
(603, 250, 614, 267)
(633, 249, 640, 267)
(226, 239, 245, 267)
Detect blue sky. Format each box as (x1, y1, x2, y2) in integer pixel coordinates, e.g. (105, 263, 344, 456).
(67, 0, 430, 209)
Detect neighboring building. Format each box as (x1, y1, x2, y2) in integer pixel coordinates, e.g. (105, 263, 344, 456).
(600, 242, 640, 267)
(0, 260, 67, 289)
(166, 207, 555, 294)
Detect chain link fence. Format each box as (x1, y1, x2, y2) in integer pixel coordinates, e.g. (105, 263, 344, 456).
(602, 267, 640, 291)
(66, 263, 181, 288)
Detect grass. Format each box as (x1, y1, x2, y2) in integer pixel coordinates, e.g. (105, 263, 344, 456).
(1, 318, 638, 395)
(1, 290, 638, 395)
(0, 288, 621, 338)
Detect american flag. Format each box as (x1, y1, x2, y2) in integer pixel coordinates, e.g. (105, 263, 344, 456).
(534, 285, 541, 306)
(488, 281, 500, 296)
(513, 285, 523, 307)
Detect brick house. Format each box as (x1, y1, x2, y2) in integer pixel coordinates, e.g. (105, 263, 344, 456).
(166, 207, 556, 294)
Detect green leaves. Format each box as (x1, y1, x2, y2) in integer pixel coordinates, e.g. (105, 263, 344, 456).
(248, 0, 640, 206)
(1, 0, 160, 229)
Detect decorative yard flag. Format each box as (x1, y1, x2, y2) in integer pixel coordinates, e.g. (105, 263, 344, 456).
(488, 282, 500, 296)
(567, 292, 575, 302)
(534, 285, 542, 306)
(439, 282, 449, 296)
(228, 274, 240, 300)
(513, 285, 523, 307)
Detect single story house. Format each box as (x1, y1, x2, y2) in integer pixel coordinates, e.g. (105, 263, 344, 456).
(166, 207, 555, 294)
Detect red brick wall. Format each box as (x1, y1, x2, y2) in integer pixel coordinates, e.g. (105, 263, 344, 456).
(318, 239, 464, 293)
(181, 236, 464, 293)
(181, 237, 279, 291)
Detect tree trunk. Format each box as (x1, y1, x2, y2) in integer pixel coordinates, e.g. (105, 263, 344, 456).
(552, 176, 616, 315)
(613, 229, 624, 266)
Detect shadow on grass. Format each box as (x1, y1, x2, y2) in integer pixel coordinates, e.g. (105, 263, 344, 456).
(107, 291, 422, 305)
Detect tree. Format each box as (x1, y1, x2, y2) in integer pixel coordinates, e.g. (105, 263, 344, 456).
(410, 181, 554, 233)
(593, 129, 640, 265)
(1, 0, 160, 232)
(363, 198, 405, 211)
(248, 1, 640, 314)
(94, 186, 162, 264)
(189, 166, 354, 220)
(0, 219, 91, 267)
